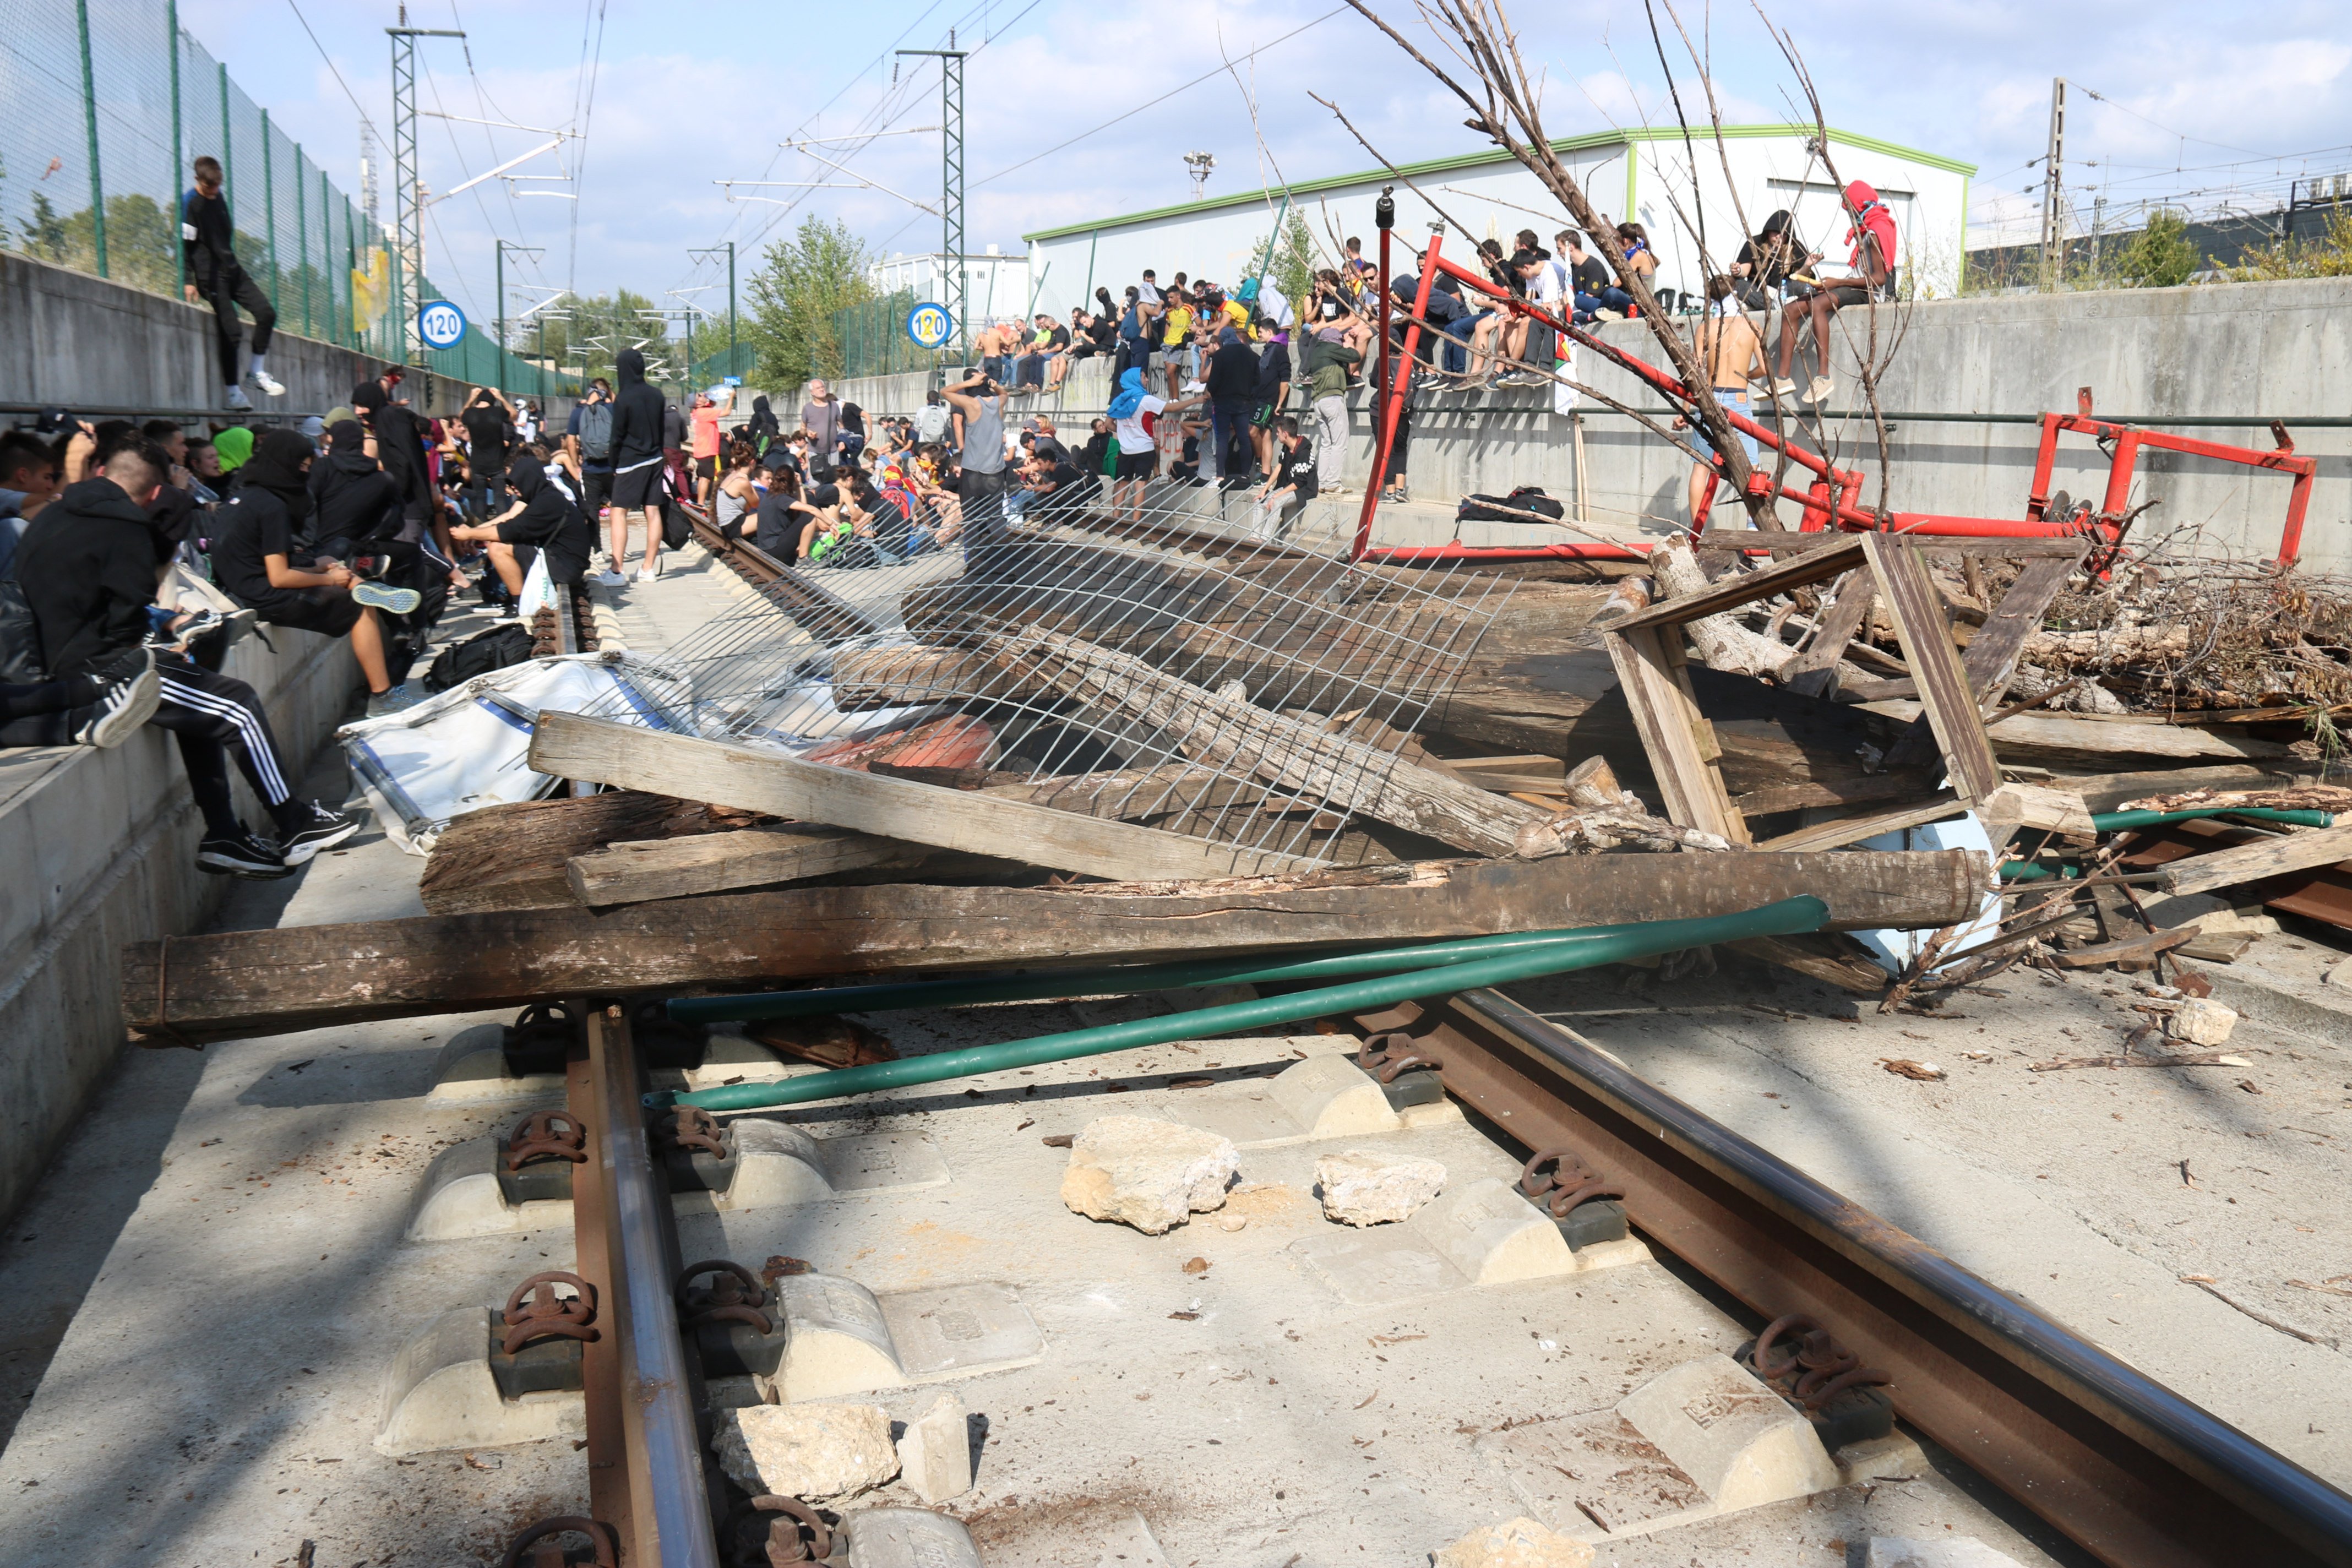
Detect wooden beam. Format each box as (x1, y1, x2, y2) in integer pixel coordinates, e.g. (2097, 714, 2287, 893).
(565, 827, 933, 907)
(528, 712, 1322, 883)
(1778, 569, 1876, 699)
(122, 849, 1995, 1045)
(1733, 772, 1935, 819)
(978, 628, 1550, 857)
(1860, 532, 2002, 804)
(2051, 765, 2307, 814)
(1604, 624, 1746, 842)
(1755, 792, 1964, 853)
(2152, 823, 2352, 899)
(1610, 536, 1867, 630)
(1959, 547, 2087, 710)
(418, 791, 777, 916)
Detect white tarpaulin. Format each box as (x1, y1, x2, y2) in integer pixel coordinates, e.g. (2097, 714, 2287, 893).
(337, 652, 687, 856)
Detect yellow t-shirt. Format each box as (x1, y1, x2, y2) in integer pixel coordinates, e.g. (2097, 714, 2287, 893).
(1221, 300, 1250, 333)
(1161, 306, 1193, 346)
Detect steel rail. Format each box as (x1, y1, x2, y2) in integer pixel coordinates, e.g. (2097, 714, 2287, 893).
(566, 1036, 633, 1547)
(586, 1005, 723, 1568)
(1411, 987, 2352, 1568)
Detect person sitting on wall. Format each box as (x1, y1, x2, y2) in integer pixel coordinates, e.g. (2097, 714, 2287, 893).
(1768, 181, 1898, 408)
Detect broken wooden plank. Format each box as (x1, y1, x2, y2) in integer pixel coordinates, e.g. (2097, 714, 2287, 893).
(1860, 532, 2002, 804)
(528, 712, 1324, 882)
(1779, 569, 1877, 699)
(1611, 536, 1868, 631)
(418, 791, 777, 916)
(1756, 793, 1963, 853)
(1728, 934, 1890, 994)
(2150, 823, 2352, 899)
(1960, 547, 2087, 710)
(1860, 705, 2299, 771)
(978, 627, 1549, 857)
(122, 848, 1995, 1044)
(1979, 782, 2097, 845)
(2052, 765, 2310, 814)
(1733, 772, 1935, 818)
(565, 827, 933, 907)
(2050, 927, 2198, 968)
(1604, 623, 1747, 843)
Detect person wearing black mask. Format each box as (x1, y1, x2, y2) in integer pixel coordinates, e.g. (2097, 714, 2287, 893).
(212, 427, 422, 717)
(16, 438, 356, 874)
(459, 385, 518, 523)
(448, 449, 593, 597)
(744, 394, 781, 458)
(308, 418, 404, 559)
(351, 372, 432, 542)
(605, 347, 669, 582)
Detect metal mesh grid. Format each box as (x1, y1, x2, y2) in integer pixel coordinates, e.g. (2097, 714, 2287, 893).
(591, 488, 1521, 868)
(0, 1, 102, 273)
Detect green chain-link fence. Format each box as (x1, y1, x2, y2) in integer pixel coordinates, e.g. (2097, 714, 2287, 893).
(3, 0, 557, 394)
(832, 290, 939, 381)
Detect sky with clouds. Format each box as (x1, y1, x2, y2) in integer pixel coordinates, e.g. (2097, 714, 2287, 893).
(179, 0, 2352, 334)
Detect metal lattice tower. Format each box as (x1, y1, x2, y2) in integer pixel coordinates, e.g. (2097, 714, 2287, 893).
(386, 13, 463, 363)
(898, 41, 967, 356)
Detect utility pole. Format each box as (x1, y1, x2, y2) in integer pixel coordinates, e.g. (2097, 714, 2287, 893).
(495, 241, 543, 393)
(387, 9, 465, 365)
(2039, 77, 2067, 290)
(2089, 193, 2105, 285)
(897, 39, 967, 357)
(688, 242, 737, 375)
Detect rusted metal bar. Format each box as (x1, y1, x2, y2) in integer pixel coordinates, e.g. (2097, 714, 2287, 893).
(586, 1005, 723, 1568)
(1406, 987, 2352, 1568)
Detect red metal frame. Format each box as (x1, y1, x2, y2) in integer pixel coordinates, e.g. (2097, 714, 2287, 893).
(1347, 246, 2318, 568)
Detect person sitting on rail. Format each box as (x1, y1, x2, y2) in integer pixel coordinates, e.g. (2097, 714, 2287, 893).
(1768, 181, 1899, 408)
(445, 449, 593, 601)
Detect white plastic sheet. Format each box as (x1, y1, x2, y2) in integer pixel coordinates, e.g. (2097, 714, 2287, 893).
(1848, 811, 2004, 977)
(337, 652, 687, 856)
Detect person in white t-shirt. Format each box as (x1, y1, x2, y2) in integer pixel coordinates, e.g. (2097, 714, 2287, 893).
(1107, 368, 1166, 525)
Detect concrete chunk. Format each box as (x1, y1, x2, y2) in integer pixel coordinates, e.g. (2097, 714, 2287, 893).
(713, 1401, 899, 1501)
(1060, 1115, 1239, 1234)
(1433, 1516, 1596, 1567)
(2167, 996, 2237, 1046)
(1315, 1150, 1446, 1226)
(895, 1391, 973, 1502)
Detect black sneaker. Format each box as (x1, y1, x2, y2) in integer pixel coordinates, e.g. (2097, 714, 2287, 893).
(198, 830, 293, 878)
(279, 802, 361, 865)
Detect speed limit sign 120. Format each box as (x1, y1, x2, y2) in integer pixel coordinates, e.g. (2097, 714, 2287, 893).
(417, 300, 467, 351)
(905, 302, 953, 350)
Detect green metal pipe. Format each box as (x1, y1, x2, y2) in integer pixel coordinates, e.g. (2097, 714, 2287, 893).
(654, 897, 1828, 1114)
(668, 924, 1669, 1025)
(2090, 808, 2333, 832)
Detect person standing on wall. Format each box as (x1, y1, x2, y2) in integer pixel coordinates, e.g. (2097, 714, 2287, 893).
(182, 155, 282, 411)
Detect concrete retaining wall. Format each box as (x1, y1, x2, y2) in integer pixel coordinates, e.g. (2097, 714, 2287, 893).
(0, 628, 357, 1226)
(837, 277, 2352, 572)
(1, 248, 384, 417)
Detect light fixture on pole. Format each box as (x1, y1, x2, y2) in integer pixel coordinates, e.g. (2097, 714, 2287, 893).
(1184, 150, 1215, 200)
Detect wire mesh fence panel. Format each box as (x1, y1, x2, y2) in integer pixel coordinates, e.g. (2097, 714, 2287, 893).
(1, 1, 105, 276)
(586, 481, 1526, 869)
(84, 0, 179, 292)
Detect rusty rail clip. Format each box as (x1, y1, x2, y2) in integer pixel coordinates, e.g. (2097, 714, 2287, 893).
(505, 1109, 589, 1173)
(726, 1494, 833, 1566)
(503, 1517, 617, 1568)
(1357, 1030, 1441, 1085)
(500, 1271, 601, 1357)
(655, 1105, 729, 1158)
(1518, 1147, 1625, 1219)
(678, 1259, 774, 1336)
(1751, 1312, 1894, 1409)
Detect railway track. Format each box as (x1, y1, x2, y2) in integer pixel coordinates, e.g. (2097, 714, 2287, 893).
(378, 981, 2352, 1567)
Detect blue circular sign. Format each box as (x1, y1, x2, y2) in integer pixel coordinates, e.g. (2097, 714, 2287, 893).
(417, 299, 467, 350)
(906, 301, 954, 350)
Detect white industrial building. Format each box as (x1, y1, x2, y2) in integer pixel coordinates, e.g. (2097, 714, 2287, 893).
(1022, 125, 1975, 317)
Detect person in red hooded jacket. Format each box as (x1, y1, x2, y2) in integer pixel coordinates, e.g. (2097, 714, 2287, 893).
(1768, 180, 1898, 409)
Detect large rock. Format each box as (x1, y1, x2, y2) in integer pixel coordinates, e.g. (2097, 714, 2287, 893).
(895, 1391, 972, 1503)
(1315, 1150, 1446, 1227)
(712, 1402, 899, 1500)
(1433, 1516, 1594, 1567)
(2168, 997, 2238, 1046)
(1060, 1115, 1239, 1234)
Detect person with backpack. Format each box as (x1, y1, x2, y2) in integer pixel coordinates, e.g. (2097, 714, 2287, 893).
(567, 378, 618, 582)
(914, 389, 952, 447)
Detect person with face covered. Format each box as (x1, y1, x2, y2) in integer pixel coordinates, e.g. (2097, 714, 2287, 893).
(605, 347, 669, 581)
(448, 449, 593, 599)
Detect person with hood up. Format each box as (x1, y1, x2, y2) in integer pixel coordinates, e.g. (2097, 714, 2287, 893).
(1203, 324, 1261, 489)
(210, 427, 422, 718)
(448, 449, 594, 597)
(745, 394, 781, 457)
(15, 436, 357, 875)
(350, 374, 435, 541)
(1107, 367, 1169, 525)
(211, 424, 254, 475)
(307, 418, 404, 559)
(1770, 181, 1898, 407)
(606, 347, 670, 582)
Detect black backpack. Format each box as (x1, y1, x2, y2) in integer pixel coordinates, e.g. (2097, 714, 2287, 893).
(0, 579, 44, 685)
(1457, 485, 1565, 523)
(421, 621, 534, 693)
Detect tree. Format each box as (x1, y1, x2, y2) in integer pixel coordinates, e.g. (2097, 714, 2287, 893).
(2112, 210, 2202, 289)
(744, 216, 877, 391)
(18, 190, 69, 262)
(1246, 210, 1317, 318)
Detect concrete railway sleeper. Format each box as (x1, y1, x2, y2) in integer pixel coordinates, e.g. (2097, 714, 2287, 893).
(387, 977, 2352, 1567)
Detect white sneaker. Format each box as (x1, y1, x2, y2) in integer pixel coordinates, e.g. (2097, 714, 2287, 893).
(1767, 377, 1797, 400)
(594, 569, 627, 587)
(224, 384, 253, 411)
(1803, 375, 1835, 406)
(635, 565, 659, 582)
(248, 368, 286, 398)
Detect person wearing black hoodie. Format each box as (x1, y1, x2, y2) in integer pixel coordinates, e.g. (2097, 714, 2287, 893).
(744, 394, 781, 458)
(15, 438, 356, 875)
(449, 450, 592, 596)
(351, 373, 433, 541)
(605, 347, 669, 582)
(308, 418, 404, 556)
(212, 428, 422, 717)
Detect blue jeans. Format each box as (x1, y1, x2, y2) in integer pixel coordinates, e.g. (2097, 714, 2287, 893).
(1687, 388, 1761, 468)
(1574, 288, 1634, 321)
(1209, 399, 1253, 482)
(1442, 313, 1483, 373)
